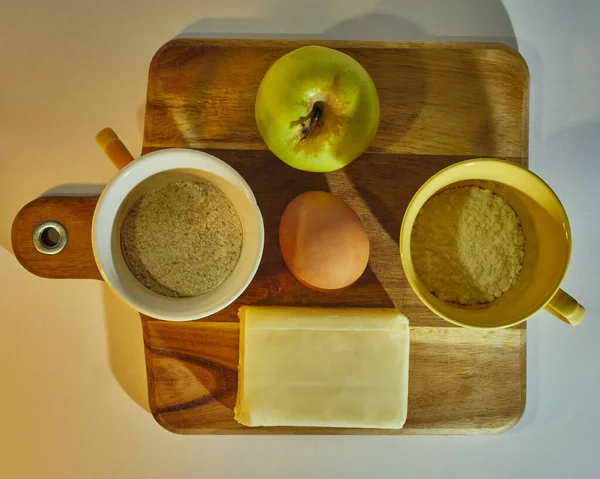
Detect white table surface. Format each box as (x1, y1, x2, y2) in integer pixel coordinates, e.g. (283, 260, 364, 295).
(1, 1, 599, 477)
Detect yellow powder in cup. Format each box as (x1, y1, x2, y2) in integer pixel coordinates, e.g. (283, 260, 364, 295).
(411, 186, 525, 305)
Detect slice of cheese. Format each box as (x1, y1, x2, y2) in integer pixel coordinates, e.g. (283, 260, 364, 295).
(234, 306, 409, 429)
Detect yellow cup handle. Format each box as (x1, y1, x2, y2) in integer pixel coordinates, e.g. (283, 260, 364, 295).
(544, 289, 585, 325)
(95, 128, 135, 171)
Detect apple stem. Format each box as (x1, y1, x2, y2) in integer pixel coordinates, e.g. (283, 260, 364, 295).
(300, 102, 324, 141)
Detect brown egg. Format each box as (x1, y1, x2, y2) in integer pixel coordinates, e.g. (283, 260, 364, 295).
(279, 191, 370, 292)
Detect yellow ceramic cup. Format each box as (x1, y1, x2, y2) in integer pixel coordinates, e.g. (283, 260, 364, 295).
(400, 158, 584, 329)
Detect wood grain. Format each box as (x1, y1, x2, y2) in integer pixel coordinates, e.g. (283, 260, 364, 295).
(12, 196, 101, 280)
(143, 320, 525, 434)
(145, 39, 528, 158)
(11, 39, 529, 434)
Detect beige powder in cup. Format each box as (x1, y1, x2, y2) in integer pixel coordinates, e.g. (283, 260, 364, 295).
(411, 186, 525, 305)
(120, 179, 243, 298)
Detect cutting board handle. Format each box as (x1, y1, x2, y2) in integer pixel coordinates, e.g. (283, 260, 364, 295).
(12, 195, 102, 280)
(12, 130, 135, 281)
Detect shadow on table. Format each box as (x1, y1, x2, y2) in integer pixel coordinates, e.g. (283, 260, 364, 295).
(103, 282, 150, 412)
(177, 0, 517, 48)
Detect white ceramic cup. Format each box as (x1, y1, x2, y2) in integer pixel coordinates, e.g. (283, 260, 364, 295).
(92, 148, 264, 321)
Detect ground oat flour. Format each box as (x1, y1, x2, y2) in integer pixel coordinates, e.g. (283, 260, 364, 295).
(120, 179, 243, 298)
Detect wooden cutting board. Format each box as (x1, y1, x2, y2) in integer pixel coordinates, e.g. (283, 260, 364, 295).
(12, 39, 529, 435)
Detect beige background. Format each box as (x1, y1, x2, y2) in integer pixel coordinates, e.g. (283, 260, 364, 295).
(1, 0, 599, 478)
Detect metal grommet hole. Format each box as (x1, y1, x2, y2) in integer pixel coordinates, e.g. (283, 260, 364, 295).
(33, 221, 68, 255)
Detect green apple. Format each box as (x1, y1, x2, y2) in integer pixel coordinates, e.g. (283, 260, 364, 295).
(255, 45, 380, 173)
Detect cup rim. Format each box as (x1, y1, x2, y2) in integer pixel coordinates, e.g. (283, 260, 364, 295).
(399, 158, 572, 329)
(92, 148, 264, 321)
